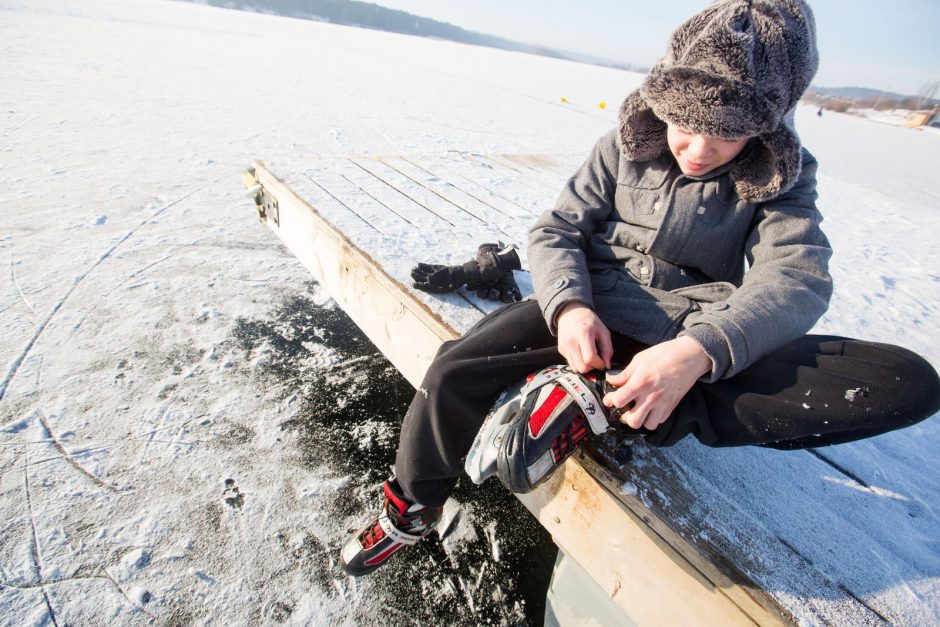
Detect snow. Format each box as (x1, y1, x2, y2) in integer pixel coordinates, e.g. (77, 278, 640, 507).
(1, 0, 938, 624)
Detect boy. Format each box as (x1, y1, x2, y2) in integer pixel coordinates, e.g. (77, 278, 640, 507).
(340, 0, 940, 575)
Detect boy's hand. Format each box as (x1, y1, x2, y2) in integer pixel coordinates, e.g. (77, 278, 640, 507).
(556, 302, 612, 373)
(602, 336, 711, 431)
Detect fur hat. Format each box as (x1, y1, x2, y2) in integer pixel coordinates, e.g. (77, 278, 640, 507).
(618, 0, 818, 201)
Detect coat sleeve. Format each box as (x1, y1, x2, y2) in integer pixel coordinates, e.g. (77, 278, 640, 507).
(680, 152, 833, 381)
(528, 130, 619, 332)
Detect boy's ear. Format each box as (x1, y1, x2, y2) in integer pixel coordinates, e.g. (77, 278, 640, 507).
(617, 90, 668, 162)
(730, 121, 803, 203)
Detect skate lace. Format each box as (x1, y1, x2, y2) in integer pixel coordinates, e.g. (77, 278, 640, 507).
(551, 414, 589, 463)
(361, 520, 386, 549)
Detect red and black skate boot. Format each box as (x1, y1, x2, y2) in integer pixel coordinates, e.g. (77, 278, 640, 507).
(495, 366, 610, 493)
(340, 480, 442, 577)
(466, 365, 648, 493)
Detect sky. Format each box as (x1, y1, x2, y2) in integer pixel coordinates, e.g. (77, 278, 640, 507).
(367, 0, 940, 96)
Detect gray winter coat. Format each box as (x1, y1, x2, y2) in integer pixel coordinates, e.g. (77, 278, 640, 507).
(528, 129, 833, 382)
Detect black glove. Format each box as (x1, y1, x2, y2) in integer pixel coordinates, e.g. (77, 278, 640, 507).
(475, 269, 522, 303)
(411, 242, 521, 295)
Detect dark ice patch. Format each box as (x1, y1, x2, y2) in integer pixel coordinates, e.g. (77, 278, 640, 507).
(228, 286, 556, 624)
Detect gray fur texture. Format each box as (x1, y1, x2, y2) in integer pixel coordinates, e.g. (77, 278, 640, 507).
(619, 0, 818, 202)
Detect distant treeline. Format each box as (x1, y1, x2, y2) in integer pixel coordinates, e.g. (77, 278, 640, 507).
(804, 84, 939, 114)
(184, 0, 645, 72)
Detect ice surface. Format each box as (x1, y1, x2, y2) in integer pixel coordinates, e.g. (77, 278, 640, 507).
(1, 0, 938, 624)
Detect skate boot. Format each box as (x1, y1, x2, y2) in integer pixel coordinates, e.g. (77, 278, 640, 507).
(340, 479, 442, 577)
(497, 366, 611, 493)
(465, 365, 646, 494)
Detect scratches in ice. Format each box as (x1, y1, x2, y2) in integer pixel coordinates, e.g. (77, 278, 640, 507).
(10, 254, 37, 315)
(0, 571, 155, 620)
(1, 111, 34, 135)
(23, 445, 60, 627)
(457, 573, 478, 616)
(132, 415, 200, 441)
(12, 422, 149, 619)
(37, 411, 120, 493)
(107, 252, 174, 294)
(100, 567, 157, 619)
(136, 407, 172, 466)
(0, 190, 197, 400)
(134, 408, 203, 466)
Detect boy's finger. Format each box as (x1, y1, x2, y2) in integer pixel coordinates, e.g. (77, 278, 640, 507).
(643, 407, 666, 431)
(565, 344, 586, 373)
(621, 397, 652, 430)
(605, 361, 633, 386)
(597, 329, 613, 370)
(602, 385, 634, 410)
(584, 339, 606, 370)
(577, 339, 599, 373)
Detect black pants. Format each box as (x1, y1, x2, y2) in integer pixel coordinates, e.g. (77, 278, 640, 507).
(395, 300, 940, 506)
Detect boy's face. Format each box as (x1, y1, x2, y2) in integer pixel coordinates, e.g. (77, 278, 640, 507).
(666, 124, 749, 176)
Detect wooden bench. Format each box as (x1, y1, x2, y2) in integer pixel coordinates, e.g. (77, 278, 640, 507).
(243, 152, 918, 625)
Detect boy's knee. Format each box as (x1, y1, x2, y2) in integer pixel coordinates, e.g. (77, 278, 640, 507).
(420, 349, 466, 391)
(893, 349, 940, 421)
(863, 344, 940, 427)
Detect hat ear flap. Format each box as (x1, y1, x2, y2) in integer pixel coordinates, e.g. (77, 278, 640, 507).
(730, 121, 803, 202)
(618, 90, 669, 161)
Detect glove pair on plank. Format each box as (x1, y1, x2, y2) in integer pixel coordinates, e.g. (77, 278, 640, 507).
(412, 242, 522, 303)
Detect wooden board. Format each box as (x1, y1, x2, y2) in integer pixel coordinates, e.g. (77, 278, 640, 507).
(244, 153, 920, 625)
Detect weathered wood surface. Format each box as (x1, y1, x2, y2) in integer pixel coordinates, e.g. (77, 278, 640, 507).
(245, 152, 924, 625)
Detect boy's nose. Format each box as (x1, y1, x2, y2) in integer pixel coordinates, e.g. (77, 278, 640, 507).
(687, 135, 711, 158)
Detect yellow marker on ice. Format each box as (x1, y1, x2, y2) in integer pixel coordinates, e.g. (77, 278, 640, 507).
(561, 97, 568, 103)
(599, 101, 607, 110)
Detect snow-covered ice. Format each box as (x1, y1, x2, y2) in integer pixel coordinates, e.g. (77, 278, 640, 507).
(1, 0, 938, 624)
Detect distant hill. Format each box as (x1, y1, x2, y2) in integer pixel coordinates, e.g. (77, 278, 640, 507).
(180, 0, 647, 73)
(806, 85, 939, 111)
(809, 86, 910, 101)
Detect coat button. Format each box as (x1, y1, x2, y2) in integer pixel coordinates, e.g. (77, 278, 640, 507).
(552, 278, 568, 289)
(653, 201, 662, 211)
(639, 265, 649, 276)
(635, 244, 645, 253)
(712, 302, 729, 311)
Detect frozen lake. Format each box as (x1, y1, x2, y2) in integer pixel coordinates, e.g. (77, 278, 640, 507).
(2, 0, 939, 624)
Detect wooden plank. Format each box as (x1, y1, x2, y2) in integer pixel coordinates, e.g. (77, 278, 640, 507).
(301, 160, 419, 235)
(406, 154, 542, 221)
(247, 161, 455, 388)
(344, 158, 490, 233)
(498, 153, 585, 178)
(378, 156, 532, 220)
(346, 157, 519, 244)
(484, 153, 576, 188)
(275, 160, 510, 331)
(631, 442, 909, 624)
(469, 153, 570, 204)
(409, 153, 554, 216)
(245, 160, 792, 625)
(518, 453, 788, 626)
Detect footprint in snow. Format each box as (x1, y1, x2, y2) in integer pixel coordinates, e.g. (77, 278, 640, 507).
(223, 478, 244, 509)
